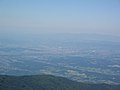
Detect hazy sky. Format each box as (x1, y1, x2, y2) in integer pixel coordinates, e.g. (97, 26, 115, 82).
(0, 0, 120, 36)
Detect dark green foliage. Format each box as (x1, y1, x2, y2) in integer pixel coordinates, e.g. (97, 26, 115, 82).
(0, 75, 120, 90)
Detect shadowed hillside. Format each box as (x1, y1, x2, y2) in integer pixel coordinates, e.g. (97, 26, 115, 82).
(0, 75, 120, 90)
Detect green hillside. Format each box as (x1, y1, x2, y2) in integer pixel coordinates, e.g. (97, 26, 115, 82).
(0, 75, 120, 90)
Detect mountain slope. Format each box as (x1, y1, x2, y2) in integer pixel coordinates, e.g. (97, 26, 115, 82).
(0, 75, 120, 90)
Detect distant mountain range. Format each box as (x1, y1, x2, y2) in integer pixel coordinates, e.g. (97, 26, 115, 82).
(0, 75, 120, 90)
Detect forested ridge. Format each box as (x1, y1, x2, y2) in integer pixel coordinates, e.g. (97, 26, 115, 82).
(0, 75, 120, 90)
